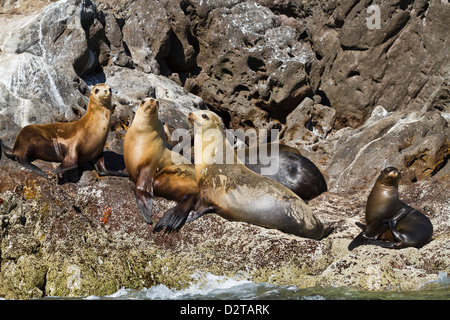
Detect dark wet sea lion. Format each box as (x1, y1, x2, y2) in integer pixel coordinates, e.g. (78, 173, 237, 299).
(241, 143, 327, 201)
(187, 110, 331, 240)
(348, 167, 433, 250)
(0, 84, 127, 179)
(123, 98, 198, 231)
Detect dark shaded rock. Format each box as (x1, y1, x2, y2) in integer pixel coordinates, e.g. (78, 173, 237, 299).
(307, 0, 450, 128)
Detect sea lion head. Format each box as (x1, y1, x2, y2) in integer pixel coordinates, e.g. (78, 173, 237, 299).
(130, 98, 162, 132)
(136, 98, 159, 122)
(378, 167, 401, 187)
(89, 83, 112, 110)
(188, 110, 231, 171)
(187, 110, 224, 131)
(91, 83, 112, 107)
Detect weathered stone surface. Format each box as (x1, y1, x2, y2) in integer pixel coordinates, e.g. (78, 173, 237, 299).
(306, 0, 450, 129)
(280, 97, 336, 147)
(185, 0, 315, 129)
(0, 160, 448, 298)
(322, 107, 449, 192)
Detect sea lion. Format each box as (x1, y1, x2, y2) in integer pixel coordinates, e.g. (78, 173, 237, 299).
(186, 110, 331, 240)
(348, 167, 433, 250)
(123, 98, 198, 231)
(241, 143, 327, 201)
(149, 114, 326, 233)
(0, 84, 128, 178)
(170, 125, 327, 201)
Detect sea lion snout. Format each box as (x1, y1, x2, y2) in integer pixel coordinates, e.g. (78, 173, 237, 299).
(187, 111, 222, 129)
(187, 112, 196, 124)
(381, 167, 401, 185)
(383, 166, 399, 175)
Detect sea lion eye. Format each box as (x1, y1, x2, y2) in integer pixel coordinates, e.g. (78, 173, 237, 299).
(202, 114, 208, 119)
(95, 88, 99, 94)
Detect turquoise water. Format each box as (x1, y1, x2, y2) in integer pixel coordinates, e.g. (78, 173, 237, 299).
(83, 272, 449, 300)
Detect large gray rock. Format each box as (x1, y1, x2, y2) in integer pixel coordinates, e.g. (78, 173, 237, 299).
(188, 0, 315, 129)
(0, 0, 100, 126)
(307, 0, 450, 128)
(325, 107, 449, 192)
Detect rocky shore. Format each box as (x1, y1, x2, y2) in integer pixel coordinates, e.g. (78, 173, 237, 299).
(0, 0, 449, 299)
(0, 158, 448, 299)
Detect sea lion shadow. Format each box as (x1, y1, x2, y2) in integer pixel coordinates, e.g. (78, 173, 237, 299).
(57, 150, 126, 185)
(102, 150, 127, 172)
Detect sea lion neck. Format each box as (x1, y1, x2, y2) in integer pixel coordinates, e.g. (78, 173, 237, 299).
(193, 121, 238, 181)
(377, 174, 399, 189)
(132, 110, 164, 138)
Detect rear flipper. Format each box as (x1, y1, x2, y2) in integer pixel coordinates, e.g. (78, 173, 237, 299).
(153, 194, 197, 234)
(348, 231, 403, 250)
(135, 188, 154, 224)
(185, 206, 217, 223)
(21, 162, 50, 179)
(0, 139, 14, 160)
(1, 140, 49, 178)
(348, 231, 367, 251)
(1, 139, 16, 163)
(320, 223, 335, 240)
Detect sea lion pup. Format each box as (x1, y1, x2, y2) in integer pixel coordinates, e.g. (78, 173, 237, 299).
(0, 84, 128, 178)
(348, 167, 433, 250)
(186, 110, 331, 240)
(123, 98, 198, 230)
(241, 143, 327, 201)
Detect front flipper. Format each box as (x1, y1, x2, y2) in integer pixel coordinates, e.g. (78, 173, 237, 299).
(348, 230, 399, 250)
(153, 194, 197, 234)
(348, 219, 403, 250)
(134, 188, 154, 224)
(134, 168, 155, 224)
(363, 220, 389, 239)
(363, 239, 402, 249)
(53, 154, 79, 175)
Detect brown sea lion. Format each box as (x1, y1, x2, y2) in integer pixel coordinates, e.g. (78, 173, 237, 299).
(123, 98, 198, 231)
(0, 84, 127, 179)
(348, 167, 433, 250)
(186, 110, 331, 240)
